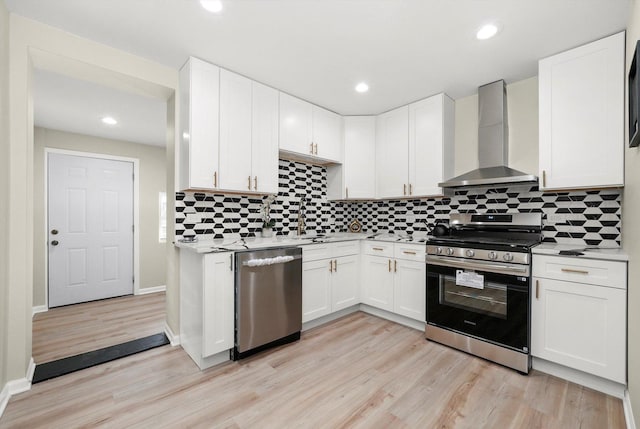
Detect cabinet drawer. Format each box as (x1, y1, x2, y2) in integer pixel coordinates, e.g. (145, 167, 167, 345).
(362, 241, 394, 257)
(532, 255, 626, 289)
(302, 244, 332, 262)
(331, 240, 360, 258)
(394, 244, 425, 262)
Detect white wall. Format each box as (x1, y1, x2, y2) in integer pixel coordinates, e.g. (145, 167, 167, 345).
(32, 128, 167, 307)
(625, 1, 640, 422)
(454, 77, 539, 175)
(6, 14, 178, 385)
(0, 0, 11, 394)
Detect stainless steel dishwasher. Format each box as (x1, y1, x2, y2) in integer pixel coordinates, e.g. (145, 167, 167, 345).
(233, 247, 302, 360)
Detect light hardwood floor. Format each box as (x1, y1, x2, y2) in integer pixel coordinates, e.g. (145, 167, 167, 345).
(32, 292, 166, 364)
(4, 312, 624, 428)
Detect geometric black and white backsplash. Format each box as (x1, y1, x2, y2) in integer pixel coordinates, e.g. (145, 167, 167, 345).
(176, 159, 622, 248)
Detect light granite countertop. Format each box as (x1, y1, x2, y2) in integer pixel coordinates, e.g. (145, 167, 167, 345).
(532, 243, 628, 262)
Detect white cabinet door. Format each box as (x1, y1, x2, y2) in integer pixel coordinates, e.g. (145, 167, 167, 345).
(219, 69, 253, 192)
(344, 116, 376, 199)
(332, 255, 359, 311)
(302, 259, 332, 322)
(361, 255, 394, 312)
(252, 81, 279, 194)
(539, 32, 624, 190)
(376, 106, 409, 199)
(409, 94, 454, 197)
(280, 92, 313, 155)
(202, 253, 234, 357)
(179, 57, 220, 190)
(393, 259, 426, 321)
(531, 277, 626, 383)
(313, 106, 342, 162)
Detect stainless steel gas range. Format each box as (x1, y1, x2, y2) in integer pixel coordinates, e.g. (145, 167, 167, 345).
(425, 213, 543, 374)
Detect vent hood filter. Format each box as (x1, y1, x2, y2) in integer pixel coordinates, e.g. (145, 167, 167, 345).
(439, 80, 538, 189)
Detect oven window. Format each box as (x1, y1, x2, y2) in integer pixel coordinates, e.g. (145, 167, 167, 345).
(439, 274, 507, 319)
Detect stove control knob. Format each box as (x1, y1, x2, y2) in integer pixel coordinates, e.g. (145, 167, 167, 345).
(488, 251, 498, 260)
(446, 248, 455, 256)
(436, 247, 443, 255)
(465, 249, 475, 257)
(503, 252, 514, 262)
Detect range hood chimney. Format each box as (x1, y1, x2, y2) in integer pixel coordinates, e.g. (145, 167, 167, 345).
(438, 80, 538, 189)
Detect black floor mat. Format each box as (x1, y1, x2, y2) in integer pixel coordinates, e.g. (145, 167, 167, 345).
(32, 332, 170, 383)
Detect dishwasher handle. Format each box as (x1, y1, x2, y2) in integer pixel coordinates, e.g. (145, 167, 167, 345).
(242, 255, 300, 267)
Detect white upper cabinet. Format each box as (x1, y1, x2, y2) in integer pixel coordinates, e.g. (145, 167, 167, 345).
(218, 69, 279, 194)
(279, 92, 343, 163)
(409, 94, 455, 197)
(539, 32, 624, 190)
(375, 93, 454, 199)
(343, 116, 376, 199)
(376, 105, 410, 199)
(179, 57, 220, 191)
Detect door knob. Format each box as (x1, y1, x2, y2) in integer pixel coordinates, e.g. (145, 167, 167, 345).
(51, 229, 58, 235)
(51, 240, 59, 246)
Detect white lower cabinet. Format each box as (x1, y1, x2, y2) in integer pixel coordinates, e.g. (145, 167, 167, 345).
(361, 243, 426, 321)
(302, 242, 360, 323)
(531, 255, 627, 383)
(180, 251, 234, 368)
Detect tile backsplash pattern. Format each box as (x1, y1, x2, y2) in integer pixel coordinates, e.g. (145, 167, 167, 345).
(176, 160, 622, 247)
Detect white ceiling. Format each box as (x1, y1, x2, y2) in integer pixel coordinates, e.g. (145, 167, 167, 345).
(7, 0, 630, 144)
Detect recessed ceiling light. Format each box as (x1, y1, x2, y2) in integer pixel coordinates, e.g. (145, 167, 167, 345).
(355, 82, 369, 93)
(477, 23, 499, 40)
(101, 116, 118, 125)
(200, 0, 223, 13)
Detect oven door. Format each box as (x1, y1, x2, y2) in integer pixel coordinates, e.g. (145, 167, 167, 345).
(426, 256, 530, 352)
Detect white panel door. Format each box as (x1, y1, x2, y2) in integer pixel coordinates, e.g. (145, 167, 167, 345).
(539, 32, 624, 190)
(219, 69, 253, 192)
(203, 253, 234, 357)
(393, 259, 426, 321)
(312, 106, 342, 162)
(252, 81, 279, 194)
(344, 116, 376, 199)
(331, 255, 359, 311)
(361, 255, 394, 312)
(279, 92, 313, 155)
(302, 260, 332, 322)
(48, 153, 134, 307)
(376, 106, 409, 199)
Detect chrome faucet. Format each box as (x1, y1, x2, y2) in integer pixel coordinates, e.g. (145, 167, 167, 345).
(297, 197, 306, 236)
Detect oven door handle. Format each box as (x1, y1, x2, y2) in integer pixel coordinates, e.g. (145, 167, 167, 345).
(426, 255, 530, 276)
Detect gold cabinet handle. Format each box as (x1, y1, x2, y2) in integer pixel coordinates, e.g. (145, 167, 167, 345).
(535, 279, 539, 299)
(561, 268, 589, 275)
(388, 259, 391, 272)
(542, 170, 546, 188)
(394, 260, 397, 272)
(329, 260, 333, 272)
(346, 187, 349, 199)
(403, 251, 417, 255)
(214, 171, 217, 188)
(248, 176, 252, 190)
(310, 142, 314, 154)
(403, 184, 407, 195)
(372, 247, 384, 251)
(409, 184, 413, 195)
(333, 259, 337, 272)
(254, 176, 258, 190)
(314, 143, 318, 155)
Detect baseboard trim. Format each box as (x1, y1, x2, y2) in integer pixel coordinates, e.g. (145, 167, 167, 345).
(624, 390, 637, 429)
(0, 357, 35, 419)
(532, 357, 625, 398)
(359, 304, 425, 332)
(0, 383, 10, 420)
(164, 322, 180, 346)
(302, 305, 360, 332)
(26, 357, 35, 382)
(32, 305, 48, 317)
(136, 285, 166, 295)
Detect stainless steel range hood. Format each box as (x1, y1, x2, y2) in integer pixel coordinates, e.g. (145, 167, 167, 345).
(439, 80, 538, 189)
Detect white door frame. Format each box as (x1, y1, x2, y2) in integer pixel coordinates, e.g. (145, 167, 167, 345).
(43, 148, 141, 311)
